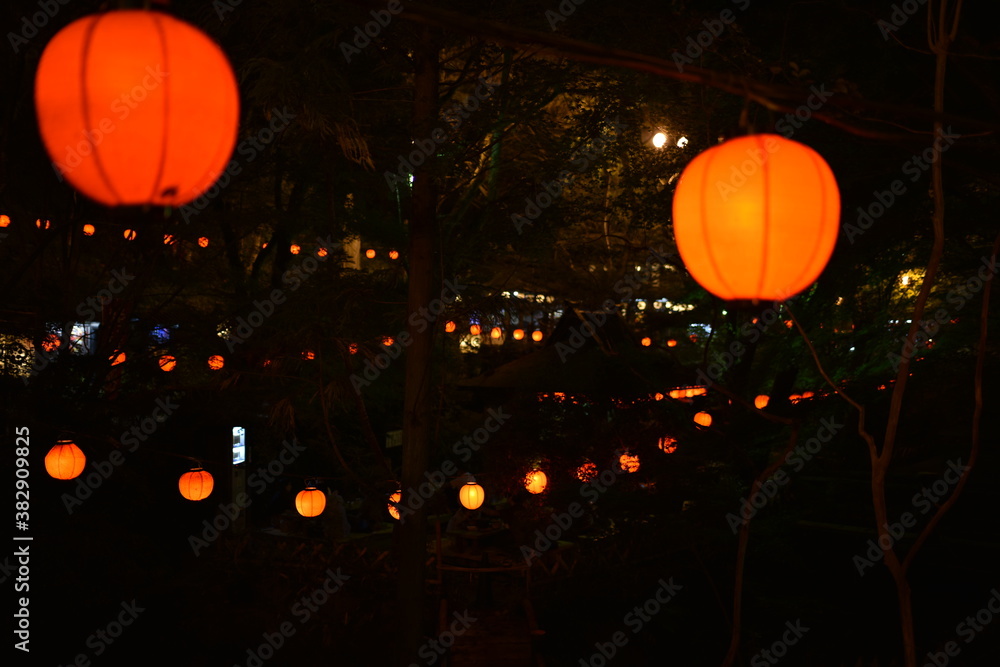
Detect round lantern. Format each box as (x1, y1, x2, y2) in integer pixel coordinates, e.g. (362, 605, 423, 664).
(388, 490, 402, 520)
(82, 223, 95, 236)
(754, 394, 770, 410)
(445, 321, 457, 333)
(667, 339, 678, 347)
(34, 10, 240, 207)
(576, 461, 598, 482)
(531, 330, 543, 342)
(658, 436, 678, 453)
(490, 327, 502, 339)
(524, 470, 548, 494)
(641, 337, 652, 347)
(469, 324, 482, 336)
(459, 481, 485, 510)
(178, 468, 213, 501)
(512, 329, 525, 340)
(158, 355, 177, 372)
(672, 134, 840, 301)
(45, 440, 86, 480)
(296, 487, 326, 517)
(365, 249, 376, 259)
(619, 453, 640, 473)
(694, 411, 713, 428)
(207, 354, 225, 370)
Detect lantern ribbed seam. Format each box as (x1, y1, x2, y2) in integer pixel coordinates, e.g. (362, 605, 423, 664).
(80, 15, 122, 204)
(757, 135, 771, 300)
(698, 147, 737, 299)
(149, 13, 170, 203)
(784, 148, 830, 295)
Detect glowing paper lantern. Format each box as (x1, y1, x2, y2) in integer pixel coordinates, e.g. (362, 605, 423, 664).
(158, 355, 177, 372)
(512, 329, 525, 340)
(388, 490, 402, 520)
(445, 321, 457, 333)
(163, 234, 175, 245)
(576, 461, 598, 482)
(388, 250, 399, 260)
(667, 339, 678, 347)
(110, 350, 126, 366)
(198, 237, 209, 248)
(207, 354, 224, 370)
(524, 470, 548, 494)
(178, 468, 213, 501)
(459, 481, 485, 510)
(317, 247, 328, 258)
(619, 453, 640, 473)
(296, 487, 326, 517)
(34, 10, 239, 206)
(658, 436, 678, 453)
(382, 336, 394, 346)
(469, 324, 481, 336)
(0, 214, 9, 227)
(754, 394, 769, 409)
(365, 249, 376, 259)
(490, 327, 502, 339)
(82, 224, 95, 236)
(290, 244, 301, 254)
(641, 337, 652, 347)
(672, 134, 840, 301)
(531, 330, 543, 342)
(45, 440, 86, 480)
(123, 229, 136, 240)
(694, 411, 712, 428)
(36, 219, 51, 229)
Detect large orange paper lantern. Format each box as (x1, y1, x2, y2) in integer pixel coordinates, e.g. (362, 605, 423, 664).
(34, 10, 240, 206)
(178, 468, 214, 501)
(296, 487, 326, 517)
(672, 134, 840, 301)
(459, 481, 485, 510)
(45, 440, 86, 480)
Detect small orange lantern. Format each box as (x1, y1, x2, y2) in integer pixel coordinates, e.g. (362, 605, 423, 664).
(45, 440, 86, 480)
(524, 470, 548, 494)
(365, 248, 376, 259)
(290, 244, 301, 254)
(296, 487, 326, 517)
(512, 329, 525, 340)
(672, 134, 840, 301)
(207, 354, 225, 370)
(198, 237, 209, 248)
(388, 250, 399, 260)
(641, 337, 652, 347)
(694, 411, 712, 427)
(178, 468, 214, 501)
(490, 327, 502, 339)
(459, 481, 485, 510)
(110, 350, 126, 366)
(658, 436, 678, 453)
(445, 321, 457, 333)
(158, 355, 177, 372)
(123, 229, 136, 241)
(531, 330, 543, 342)
(34, 10, 239, 206)
(317, 247, 329, 258)
(382, 336, 394, 346)
(667, 339, 678, 347)
(82, 224, 95, 236)
(576, 461, 598, 482)
(0, 214, 9, 227)
(619, 453, 640, 473)
(36, 219, 51, 230)
(754, 394, 769, 409)
(469, 324, 481, 336)
(388, 490, 402, 520)
(163, 234, 175, 245)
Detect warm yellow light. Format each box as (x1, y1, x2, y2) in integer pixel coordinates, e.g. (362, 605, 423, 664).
(531, 330, 543, 342)
(652, 132, 667, 148)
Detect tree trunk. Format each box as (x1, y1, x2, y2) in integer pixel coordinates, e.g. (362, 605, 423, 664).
(397, 25, 440, 667)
